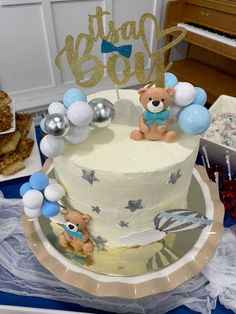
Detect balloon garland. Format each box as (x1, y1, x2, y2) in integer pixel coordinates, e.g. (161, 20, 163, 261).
(39, 88, 115, 158)
(20, 171, 65, 219)
(164, 72, 211, 135)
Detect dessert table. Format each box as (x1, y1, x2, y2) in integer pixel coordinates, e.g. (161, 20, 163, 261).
(0, 127, 235, 314)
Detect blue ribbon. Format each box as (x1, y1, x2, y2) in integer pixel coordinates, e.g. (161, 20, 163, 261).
(63, 224, 83, 239)
(101, 39, 132, 58)
(143, 109, 169, 126)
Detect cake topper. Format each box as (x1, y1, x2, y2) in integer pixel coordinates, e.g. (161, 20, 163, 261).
(130, 86, 176, 142)
(55, 6, 187, 88)
(130, 72, 211, 141)
(42, 7, 210, 150)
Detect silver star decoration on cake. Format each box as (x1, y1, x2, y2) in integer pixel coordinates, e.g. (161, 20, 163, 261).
(91, 205, 101, 214)
(118, 220, 129, 227)
(168, 169, 181, 184)
(125, 199, 143, 212)
(82, 169, 99, 185)
(93, 236, 107, 251)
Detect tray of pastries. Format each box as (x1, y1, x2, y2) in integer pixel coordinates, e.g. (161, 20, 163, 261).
(0, 96, 42, 180)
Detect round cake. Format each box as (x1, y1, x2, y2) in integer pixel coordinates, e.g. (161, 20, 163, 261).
(54, 90, 200, 248)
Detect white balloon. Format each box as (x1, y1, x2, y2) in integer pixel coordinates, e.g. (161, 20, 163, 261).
(22, 190, 44, 209)
(48, 102, 66, 115)
(40, 135, 64, 158)
(44, 183, 65, 202)
(49, 178, 57, 184)
(67, 101, 93, 127)
(173, 82, 196, 107)
(24, 207, 41, 219)
(169, 104, 182, 120)
(64, 125, 90, 144)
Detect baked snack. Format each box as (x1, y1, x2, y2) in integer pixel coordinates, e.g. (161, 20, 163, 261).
(1, 158, 25, 175)
(0, 113, 34, 176)
(16, 113, 32, 136)
(0, 90, 11, 107)
(0, 131, 21, 155)
(0, 104, 12, 132)
(54, 90, 199, 249)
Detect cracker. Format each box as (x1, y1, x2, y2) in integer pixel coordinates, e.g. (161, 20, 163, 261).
(0, 90, 11, 107)
(17, 137, 34, 159)
(0, 104, 13, 132)
(16, 113, 32, 136)
(1, 158, 25, 175)
(0, 130, 21, 155)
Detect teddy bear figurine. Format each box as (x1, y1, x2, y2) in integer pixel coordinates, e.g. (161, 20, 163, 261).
(59, 210, 94, 257)
(130, 86, 177, 142)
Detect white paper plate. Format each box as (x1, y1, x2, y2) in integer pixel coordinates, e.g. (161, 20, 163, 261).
(0, 101, 16, 135)
(0, 123, 42, 182)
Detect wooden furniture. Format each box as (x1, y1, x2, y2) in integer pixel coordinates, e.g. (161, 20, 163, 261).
(164, 0, 236, 104)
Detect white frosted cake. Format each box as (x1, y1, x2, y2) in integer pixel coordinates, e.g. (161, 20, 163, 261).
(54, 90, 200, 249)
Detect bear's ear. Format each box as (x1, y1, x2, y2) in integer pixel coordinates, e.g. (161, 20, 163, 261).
(138, 87, 148, 95)
(165, 87, 175, 96)
(60, 209, 68, 217)
(82, 214, 91, 224)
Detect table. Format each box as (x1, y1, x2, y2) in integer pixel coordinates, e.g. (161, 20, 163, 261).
(0, 127, 234, 314)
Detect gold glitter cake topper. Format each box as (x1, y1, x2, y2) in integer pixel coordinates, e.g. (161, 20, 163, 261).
(55, 6, 186, 88)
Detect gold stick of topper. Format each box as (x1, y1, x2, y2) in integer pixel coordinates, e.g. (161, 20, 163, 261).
(115, 84, 120, 100)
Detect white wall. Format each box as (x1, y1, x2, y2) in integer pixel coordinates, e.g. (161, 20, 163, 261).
(0, 0, 166, 112)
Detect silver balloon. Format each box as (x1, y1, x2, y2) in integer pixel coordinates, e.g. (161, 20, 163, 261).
(88, 98, 115, 128)
(45, 113, 70, 137)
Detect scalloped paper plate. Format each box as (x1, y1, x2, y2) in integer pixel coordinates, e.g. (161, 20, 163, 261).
(22, 165, 224, 299)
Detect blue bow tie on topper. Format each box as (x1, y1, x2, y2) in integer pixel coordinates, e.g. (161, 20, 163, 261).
(101, 39, 132, 58)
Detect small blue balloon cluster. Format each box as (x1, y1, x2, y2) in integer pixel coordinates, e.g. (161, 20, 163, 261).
(164, 72, 211, 135)
(20, 171, 65, 219)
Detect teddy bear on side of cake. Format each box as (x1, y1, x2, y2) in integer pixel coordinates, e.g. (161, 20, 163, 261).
(130, 86, 176, 142)
(59, 210, 94, 257)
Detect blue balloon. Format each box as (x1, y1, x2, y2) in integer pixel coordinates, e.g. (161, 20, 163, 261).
(193, 87, 207, 106)
(40, 117, 47, 133)
(63, 88, 87, 108)
(20, 182, 31, 197)
(164, 72, 178, 87)
(178, 104, 211, 135)
(29, 171, 49, 190)
(41, 200, 60, 217)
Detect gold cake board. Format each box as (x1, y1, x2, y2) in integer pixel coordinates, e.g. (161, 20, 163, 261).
(22, 165, 224, 299)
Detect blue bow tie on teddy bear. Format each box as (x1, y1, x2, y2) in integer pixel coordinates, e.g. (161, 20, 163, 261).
(144, 109, 169, 126)
(64, 224, 83, 239)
